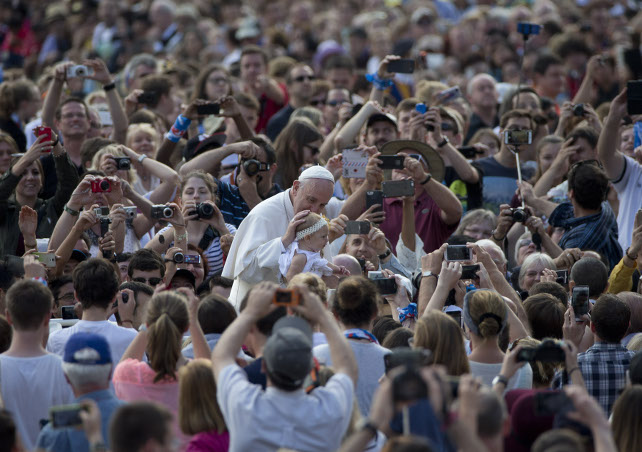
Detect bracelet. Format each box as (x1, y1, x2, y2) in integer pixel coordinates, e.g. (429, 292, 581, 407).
(567, 367, 580, 376)
(24, 242, 37, 249)
(365, 73, 394, 90)
(491, 229, 505, 242)
(64, 204, 80, 216)
(102, 81, 116, 91)
(52, 135, 59, 147)
(121, 319, 134, 325)
(137, 154, 147, 164)
(626, 247, 637, 261)
(420, 173, 432, 185)
(165, 114, 192, 143)
(175, 230, 188, 242)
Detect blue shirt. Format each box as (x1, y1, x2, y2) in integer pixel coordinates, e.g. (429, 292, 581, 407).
(35, 389, 123, 452)
(549, 201, 623, 270)
(217, 180, 283, 228)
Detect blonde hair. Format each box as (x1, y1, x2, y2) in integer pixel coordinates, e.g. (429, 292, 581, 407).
(178, 359, 226, 435)
(146, 292, 189, 382)
(288, 272, 327, 304)
(466, 290, 507, 338)
(90, 144, 138, 184)
(126, 123, 161, 152)
(295, 212, 327, 239)
(627, 333, 642, 352)
(413, 311, 469, 376)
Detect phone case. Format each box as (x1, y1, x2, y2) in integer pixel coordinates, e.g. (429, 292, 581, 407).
(382, 180, 414, 198)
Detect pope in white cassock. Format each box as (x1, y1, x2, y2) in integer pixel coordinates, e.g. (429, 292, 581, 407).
(222, 166, 343, 309)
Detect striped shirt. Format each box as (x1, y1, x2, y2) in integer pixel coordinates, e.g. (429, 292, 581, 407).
(549, 201, 623, 270)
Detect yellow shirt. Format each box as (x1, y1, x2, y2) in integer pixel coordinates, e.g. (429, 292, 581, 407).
(607, 258, 637, 294)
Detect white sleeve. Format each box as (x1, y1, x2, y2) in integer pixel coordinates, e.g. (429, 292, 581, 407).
(395, 233, 425, 273)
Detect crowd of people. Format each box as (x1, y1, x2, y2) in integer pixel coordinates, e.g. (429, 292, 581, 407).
(1, 0, 642, 451)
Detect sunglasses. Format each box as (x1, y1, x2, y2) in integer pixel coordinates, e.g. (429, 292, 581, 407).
(440, 122, 455, 132)
(294, 75, 315, 83)
(326, 100, 346, 107)
(133, 277, 163, 286)
(310, 99, 326, 107)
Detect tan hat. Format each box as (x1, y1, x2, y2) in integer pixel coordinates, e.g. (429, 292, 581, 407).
(379, 140, 445, 182)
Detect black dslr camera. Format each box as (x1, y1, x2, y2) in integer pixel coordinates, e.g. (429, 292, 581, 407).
(242, 159, 270, 177)
(516, 339, 565, 363)
(510, 207, 530, 223)
(384, 349, 432, 403)
(192, 203, 214, 220)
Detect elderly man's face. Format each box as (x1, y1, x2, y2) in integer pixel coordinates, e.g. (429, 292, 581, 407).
(291, 179, 334, 214)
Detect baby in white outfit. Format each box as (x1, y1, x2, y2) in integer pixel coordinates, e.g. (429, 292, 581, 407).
(279, 212, 348, 283)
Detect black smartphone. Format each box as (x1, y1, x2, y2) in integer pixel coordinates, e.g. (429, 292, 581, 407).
(384, 348, 432, 373)
(445, 245, 471, 262)
(534, 391, 571, 416)
(344, 221, 371, 235)
(516, 347, 537, 362)
(378, 155, 405, 170)
(627, 81, 642, 115)
(387, 59, 415, 74)
(372, 278, 397, 295)
(61, 306, 78, 320)
(196, 103, 220, 115)
(50, 404, 85, 429)
(138, 91, 159, 105)
(460, 264, 480, 280)
(556, 269, 569, 285)
(571, 285, 590, 320)
(365, 190, 384, 217)
(382, 180, 415, 198)
(457, 146, 481, 159)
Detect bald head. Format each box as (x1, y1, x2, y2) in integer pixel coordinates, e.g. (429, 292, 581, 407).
(333, 254, 362, 277)
(467, 74, 498, 111)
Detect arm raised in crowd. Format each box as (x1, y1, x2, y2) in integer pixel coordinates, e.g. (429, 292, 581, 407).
(84, 59, 128, 144)
(369, 55, 399, 105)
(339, 147, 382, 219)
(41, 62, 74, 127)
(598, 88, 627, 180)
(220, 96, 254, 141)
(334, 101, 384, 151)
(179, 140, 260, 176)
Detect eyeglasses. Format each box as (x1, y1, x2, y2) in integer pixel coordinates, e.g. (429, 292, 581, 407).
(518, 239, 533, 248)
(294, 75, 315, 83)
(304, 144, 320, 155)
(207, 77, 229, 85)
(326, 100, 346, 107)
(133, 277, 163, 286)
(57, 293, 75, 303)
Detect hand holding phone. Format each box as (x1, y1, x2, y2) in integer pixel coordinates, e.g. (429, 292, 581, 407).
(272, 288, 301, 306)
(445, 245, 471, 262)
(387, 59, 415, 74)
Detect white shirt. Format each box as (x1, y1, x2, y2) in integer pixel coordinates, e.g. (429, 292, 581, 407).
(222, 189, 342, 309)
(47, 320, 137, 364)
(217, 364, 354, 452)
(612, 155, 642, 250)
(0, 354, 74, 451)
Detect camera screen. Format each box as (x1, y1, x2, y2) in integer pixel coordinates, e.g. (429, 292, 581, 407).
(274, 290, 292, 304)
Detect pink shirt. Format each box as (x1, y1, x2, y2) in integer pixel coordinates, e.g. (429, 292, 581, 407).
(186, 430, 230, 452)
(113, 359, 190, 449)
(381, 190, 458, 254)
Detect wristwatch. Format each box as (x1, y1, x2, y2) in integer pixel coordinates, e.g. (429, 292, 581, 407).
(492, 374, 509, 387)
(437, 136, 449, 148)
(378, 249, 391, 260)
(422, 270, 437, 279)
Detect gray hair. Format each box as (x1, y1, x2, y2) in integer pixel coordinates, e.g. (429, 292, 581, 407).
(62, 362, 112, 388)
(454, 209, 497, 237)
(518, 252, 556, 289)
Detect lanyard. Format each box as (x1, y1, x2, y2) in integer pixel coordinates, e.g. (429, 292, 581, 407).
(344, 328, 379, 344)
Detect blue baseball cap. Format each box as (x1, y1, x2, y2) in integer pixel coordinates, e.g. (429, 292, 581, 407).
(63, 332, 112, 364)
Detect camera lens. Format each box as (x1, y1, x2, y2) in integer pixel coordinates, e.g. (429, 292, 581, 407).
(573, 104, 584, 116)
(512, 208, 527, 223)
(243, 159, 260, 176)
(118, 159, 131, 170)
(121, 292, 129, 303)
(162, 207, 173, 218)
(197, 203, 214, 219)
(99, 179, 111, 191)
(174, 252, 184, 263)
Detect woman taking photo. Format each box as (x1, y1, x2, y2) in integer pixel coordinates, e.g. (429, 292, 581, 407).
(113, 289, 210, 448)
(464, 289, 532, 390)
(0, 131, 78, 256)
(146, 170, 236, 277)
(313, 276, 389, 416)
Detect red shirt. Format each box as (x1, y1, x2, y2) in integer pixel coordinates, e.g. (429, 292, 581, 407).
(254, 82, 289, 134)
(380, 191, 458, 254)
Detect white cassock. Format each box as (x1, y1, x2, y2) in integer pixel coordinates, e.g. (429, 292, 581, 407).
(222, 188, 343, 309)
